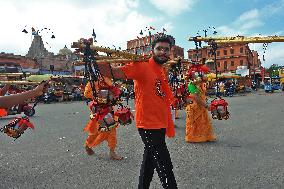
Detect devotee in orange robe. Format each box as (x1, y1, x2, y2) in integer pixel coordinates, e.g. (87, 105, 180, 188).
(83, 79, 122, 160)
(185, 80, 216, 143)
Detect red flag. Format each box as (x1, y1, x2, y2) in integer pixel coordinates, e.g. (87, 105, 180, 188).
(163, 28, 167, 32)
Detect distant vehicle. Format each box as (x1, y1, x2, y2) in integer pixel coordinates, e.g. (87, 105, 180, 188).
(225, 84, 235, 97)
(0, 102, 36, 117)
(264, 77, 281, 92)
(42, 91, 60, 103)
(0, 66, 5, 72)
(0, 65, 22, 73)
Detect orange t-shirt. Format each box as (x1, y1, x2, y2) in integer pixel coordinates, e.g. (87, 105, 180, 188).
(121, 57, 174, 130)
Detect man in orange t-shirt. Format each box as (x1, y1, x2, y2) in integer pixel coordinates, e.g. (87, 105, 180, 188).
(98, 34, 178, 189)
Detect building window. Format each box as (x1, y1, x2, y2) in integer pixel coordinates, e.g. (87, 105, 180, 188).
(207, 51, 211, 57)
(240, 60, 243, 66)
(240, 47, 243, 54)
(224, 61, 227, 70)
(217, 51, 220, 56)
(230, 49, 234, 54)
(231, 61, 234, 66)
(217, 62, 220, 67)
(145, 45, 151, 53)
(130, 49, 134, 54)
(188, 54, 192, 59)
(136, 48, 142, 55)
(223, 50, 227, 55)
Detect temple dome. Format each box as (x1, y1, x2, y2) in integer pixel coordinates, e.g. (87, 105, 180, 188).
(58, 45, 72, 55)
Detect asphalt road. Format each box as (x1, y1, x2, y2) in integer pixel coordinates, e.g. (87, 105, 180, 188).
(1, 91, 284, 189)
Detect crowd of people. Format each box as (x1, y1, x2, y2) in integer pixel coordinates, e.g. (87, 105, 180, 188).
(0, 34, 264, 189)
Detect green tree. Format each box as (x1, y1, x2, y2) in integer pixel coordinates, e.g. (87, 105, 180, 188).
(268, 64, 279, 77)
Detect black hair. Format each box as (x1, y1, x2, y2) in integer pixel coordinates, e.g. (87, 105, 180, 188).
(151, 34, 175, 49)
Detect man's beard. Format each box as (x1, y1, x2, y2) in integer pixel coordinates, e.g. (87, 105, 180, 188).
(153, 55, 169, 65)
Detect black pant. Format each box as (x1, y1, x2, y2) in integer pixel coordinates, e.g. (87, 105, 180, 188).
(138, 128, 178, 189)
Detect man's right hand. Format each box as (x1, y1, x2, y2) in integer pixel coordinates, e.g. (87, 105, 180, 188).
(34, 81, 48, 96)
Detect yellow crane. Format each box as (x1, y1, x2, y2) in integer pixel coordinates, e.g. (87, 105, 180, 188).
(188, 35, 284, 44)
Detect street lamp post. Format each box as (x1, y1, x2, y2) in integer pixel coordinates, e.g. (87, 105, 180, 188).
(207, 40, 219, 96)
(252, 44, 257, 88)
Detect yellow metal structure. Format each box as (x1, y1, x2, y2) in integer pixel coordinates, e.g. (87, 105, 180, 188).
(279, 67, 284, 85)
(71, 38, 179, 70)
(0, 80, 40, 85)
(188, 35, 284, 44)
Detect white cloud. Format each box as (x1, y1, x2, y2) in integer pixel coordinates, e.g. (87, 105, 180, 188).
(249, 30, 284, 67)
(240, 20, 263, 31)
(217, 26, 245, 36)
(237, 9, 263, 30)
(237, 9, 259, 22)
(125, 0, 140, 8)
(215, 6, 284, 67)
(264, 44, 284, 67)
(217, 9, 263, 36)
(250, 43, 284, 67)
(261, 0, 284, 16)
(0, 0, 155, 56)
(217, 1, 284, 36)
(149, 0, 197, 16)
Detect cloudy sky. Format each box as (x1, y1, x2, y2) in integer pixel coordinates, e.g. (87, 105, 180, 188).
(0, 0, 284, 68)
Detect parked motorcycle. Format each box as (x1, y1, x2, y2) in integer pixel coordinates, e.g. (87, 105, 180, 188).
(251, 81, 257, 91)
(225, 85, 234, 97)
(6, 102, 36, 117)
(42, 92, 60, 104)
